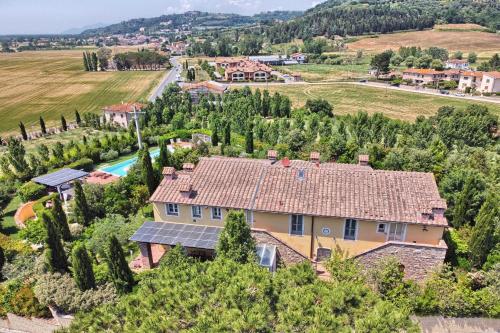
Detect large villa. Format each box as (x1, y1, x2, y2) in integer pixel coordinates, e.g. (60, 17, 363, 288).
(131, 152, 448, 280)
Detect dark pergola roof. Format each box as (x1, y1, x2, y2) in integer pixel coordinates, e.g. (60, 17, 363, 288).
(130, 222, 222, 250)
(32, 168, 89, 187)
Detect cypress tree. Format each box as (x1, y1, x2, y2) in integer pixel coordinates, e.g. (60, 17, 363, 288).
(39, 116, 47, 135)
(73, 181, 91, 226)
(245, 122, 254, 154)
(0, 247, 4, 280)
(211, 125, 219, 147)
(216, 211, 256, 263)
(61, 115, 68, 131)
(91, 52, 98, 71)
(157, 141, 170, 168)
(19, 122, 28, 140)
(52, 196, 71, 241)
(83, 52, 89, 71)
(106, 236, 134, 293)
(469, 192, 499, 268)
(141, 147, 158, 195)
(224, 121, 231, 145)
(452, 176, 476, 227)
(71, 243, 96, 291)
(75, 110, 81, 125)
(43, 212, 68, 273)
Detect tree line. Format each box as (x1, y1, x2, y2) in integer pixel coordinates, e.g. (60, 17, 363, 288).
(113, 49, 169, 71)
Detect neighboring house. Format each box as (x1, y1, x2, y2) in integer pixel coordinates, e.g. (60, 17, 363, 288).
(479, 71, 500, 93)
(290, 53, 307, 64)
(215, 57, 246, 70)
(181, 81, 228, 103)
(402, 68, 460, 85)
(224, 60, 273, 82)
(445, 59, 469, 70)
(458, 71, 483, 92)
(102, 102, 145, 128)
(249, 55, 286, 66)
(131, 153, 448, 280)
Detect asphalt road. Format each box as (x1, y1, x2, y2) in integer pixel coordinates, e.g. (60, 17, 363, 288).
(148, 56, 181, 102)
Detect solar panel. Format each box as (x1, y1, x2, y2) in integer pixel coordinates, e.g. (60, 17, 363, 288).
(130, 221, 223, 250)
(32, 168, 89, 187)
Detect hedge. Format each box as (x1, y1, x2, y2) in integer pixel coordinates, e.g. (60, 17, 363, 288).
(32, 193, 58, 216)
(160, 129, 211, 143)
(67, 158, 94, 172)
(18, 182, 46, 203)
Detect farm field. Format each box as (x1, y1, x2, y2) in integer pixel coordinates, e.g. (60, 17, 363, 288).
(250, 83, 500, 121)
(347, 24, 500, 58)
(0, 50, 164, 135)
(279, 63, 372, 82)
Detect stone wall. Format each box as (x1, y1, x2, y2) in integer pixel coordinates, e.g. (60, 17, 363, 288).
(251, 229, 308, 266)
(354, 241, 447, 281)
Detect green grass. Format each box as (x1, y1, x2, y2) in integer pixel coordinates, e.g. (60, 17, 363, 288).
(255, 83, 500, 121)
(279, 63, 371, 82)
(1, 196, 22, 239)
(0, 50, 164, 135)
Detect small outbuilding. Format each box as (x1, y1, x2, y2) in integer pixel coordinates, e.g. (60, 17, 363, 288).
(32, 168, 89, 201)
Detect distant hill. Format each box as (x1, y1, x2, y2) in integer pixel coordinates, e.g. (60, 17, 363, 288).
(266, 0, 500, 43)
(81, 10, 303, 36)
(62, 23, 107, 35)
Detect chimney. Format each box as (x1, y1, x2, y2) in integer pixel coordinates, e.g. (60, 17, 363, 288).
(310, 151, 320, 163)
(179, 182, 193, 198)
(183, 163, 195, 172)
(281, 157, 290, 168)
(358, 154, 369, 166)
(267, 150, 277, 161)
(162, 167, 176, 180)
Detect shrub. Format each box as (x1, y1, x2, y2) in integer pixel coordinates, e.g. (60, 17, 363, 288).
(99, 149, 119, 162)
(2, 253, 38, 280)
(19, 218, 46, 244)
(34, 273, 118, 313)
(0, 234, 32, 260)
(66, 158, 94, 172)
(18, 181, 46, 202)
(0, 280, 50, 318)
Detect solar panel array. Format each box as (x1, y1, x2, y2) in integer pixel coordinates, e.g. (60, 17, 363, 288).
(130, 221, 222, 250)
(32, 168, 89, 187)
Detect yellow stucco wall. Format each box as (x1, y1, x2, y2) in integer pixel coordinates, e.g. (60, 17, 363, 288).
(152, 202, 445, 259)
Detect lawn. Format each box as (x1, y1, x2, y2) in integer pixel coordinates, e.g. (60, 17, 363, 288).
(0, 50, 164, 135)
(253, 83, 500, 121)
(180, 57, 212, 82)
(278, 63, 371, 82)
(347, 24, 500, 58)
(1, 195, 22, 239)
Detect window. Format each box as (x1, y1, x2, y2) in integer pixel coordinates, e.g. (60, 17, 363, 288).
(245, 210, 253, 224)
(192, 205, 202, 219)
(166, 203, 179, 216)
(377, 223, 386, 233)
(388, 223, 406, 242)
(211, 207, 222, 220)
(344, 219, 357, 240)
(290, 215, 304, 236)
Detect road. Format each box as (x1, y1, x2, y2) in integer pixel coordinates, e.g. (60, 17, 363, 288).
(148, 56, 181, 102)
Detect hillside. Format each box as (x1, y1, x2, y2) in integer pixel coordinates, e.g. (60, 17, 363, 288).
(82, 10, 303, 36)
(266, 0, 500, 43)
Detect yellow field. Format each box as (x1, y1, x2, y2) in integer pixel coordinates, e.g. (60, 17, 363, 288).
(0, 50, 164, 134)
(347, 24, 500, 57)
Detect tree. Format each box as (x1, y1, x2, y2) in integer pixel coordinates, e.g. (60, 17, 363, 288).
(42, 212, 69, 273)
(431, 59, 444, 70)
(216, 211, 255, 263)
(52, 196, 71, 241)
(75, 110, 81, 125)
(83, 52, 89, 71)
(370, 50, 393, 77)
(140, 147, 158, 195)
(223, 121, 231, 145)
(245, 122, 254, 154)
(452, 50, 463, 60)
(156, 140, 170, 168)
(61, 115, 68, 131)
(211, 124, 219, 147)
(19, 122, 28, 140)
(262, 90, 270, 117)
(106, 235, 134, 293)
(468, 52, 477, 64)
(469, 192, 499, 268)
(96, 47, 111, 70)
(73, 181, 91, 226)
(91, 52, 98, 71)
(71, 243, 96, 291)
(39, 116, 46, 135)
(452, 174, 482, 227)
(0, 247, 4, 280)
(305, 99, 333, 117)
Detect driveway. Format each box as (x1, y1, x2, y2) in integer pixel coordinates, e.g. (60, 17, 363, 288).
(148, 56, 181, 102)
(415, 316, 500, 333)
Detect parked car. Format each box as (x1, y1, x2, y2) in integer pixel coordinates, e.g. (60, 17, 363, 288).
(359, 79, 367, 83)
(454, 93, 465, 97)
(439, 89, 450, 95)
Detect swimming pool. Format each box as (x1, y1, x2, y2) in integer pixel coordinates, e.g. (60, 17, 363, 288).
(100, 149, 161, 177)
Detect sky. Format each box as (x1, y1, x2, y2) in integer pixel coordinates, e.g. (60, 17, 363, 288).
(0, 0, 323, 35)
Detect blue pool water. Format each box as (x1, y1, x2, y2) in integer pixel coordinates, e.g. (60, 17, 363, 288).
(100, 149, 161, 177)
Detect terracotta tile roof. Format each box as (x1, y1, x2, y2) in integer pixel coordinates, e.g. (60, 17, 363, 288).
(446, 59, 468, 64)
(181, 81, 227, 93)
(225, 60, 273, 75)
(215, 57, 246, 65)
(162, 167, 175, 175)
(483, 71, 500, 79)
(103, 102, 145, 113)
(150, 157, 447, 226)
(461, 71, 483, 77)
